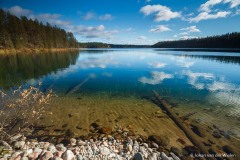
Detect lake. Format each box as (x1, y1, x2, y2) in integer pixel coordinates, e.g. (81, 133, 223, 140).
(1, 49, 240, 152)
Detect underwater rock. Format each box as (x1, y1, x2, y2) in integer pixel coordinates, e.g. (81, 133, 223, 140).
(99, 127, 112, 135)
(148, 135, 170, 147)
(190, 124, 206, 138)
(170, 147, 182, 157)
(75, 126, 82, 130)
(208, 139, 215, 144)
(90, 122, 101, 130)
(62, 124, 68, 128)
(222, 145, 235, 154)
(212, 131, 222, 138)
(183, 146, 200, 155)
(176, 138, 186, 145)
(65, 129, 74, 137)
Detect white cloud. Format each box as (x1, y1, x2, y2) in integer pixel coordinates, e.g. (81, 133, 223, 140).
(207, 81, 237, 92)
(180, 26, 201, 33)
(6, 6, 71, 28)
(148, 62, 166, 68)
(224, 0, 240, 8)
(188, 0, 239, 23)
(138, 36, 147, 40)
(183, 70, 215, 89)
(7, 6, 32, 17)
(29, 14, 71, 27)
(140, 5, 181, 22)
(149, 25, 171, 33)
(68, 25, 118, 39)
(189, 11, 231, 22)
(139, 71, 173, 85)
(77, 55, 117, 69)
(82, 11, 95, 20)
(180, 36, 198, 40)
(82, 12, 114, 21)
(199, 0, 222, 12)
(99, 14, 114, 20)
(236, 9, 240, 15)
(176, 58, 195, 68)
(199, 0, 240, 12)
(179, 32, 189, 36)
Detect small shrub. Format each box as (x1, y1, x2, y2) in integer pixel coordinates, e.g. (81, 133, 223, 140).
(0, 82, 55, 139)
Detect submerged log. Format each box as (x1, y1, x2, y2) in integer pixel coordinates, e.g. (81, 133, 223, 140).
(153, 91, 211, 157)
(65, 74, 96, 96)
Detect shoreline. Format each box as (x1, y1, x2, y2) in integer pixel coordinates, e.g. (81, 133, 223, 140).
(0, 48, 80, 54)
(0, 128, 185, 160)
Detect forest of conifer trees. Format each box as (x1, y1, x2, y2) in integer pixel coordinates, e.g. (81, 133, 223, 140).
(0, 9, 78, 50)
(153, 32, 240, 48)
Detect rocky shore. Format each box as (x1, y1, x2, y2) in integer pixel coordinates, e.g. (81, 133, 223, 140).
(0, 135, 182, 160)
(0, 125, 199, 160)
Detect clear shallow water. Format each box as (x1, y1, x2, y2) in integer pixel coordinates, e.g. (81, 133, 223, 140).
(1, 49, 240, 135)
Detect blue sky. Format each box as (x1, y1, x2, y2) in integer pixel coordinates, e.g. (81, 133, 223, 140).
(1, 0, 240, 45)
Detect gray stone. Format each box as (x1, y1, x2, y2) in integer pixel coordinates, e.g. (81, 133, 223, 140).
(133, 152, 144, 160)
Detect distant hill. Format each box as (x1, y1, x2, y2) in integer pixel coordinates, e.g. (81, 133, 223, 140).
(152, 32, 240, 49)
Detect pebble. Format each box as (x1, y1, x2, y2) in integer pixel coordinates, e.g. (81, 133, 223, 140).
(70, 138, 76, 146)
(62, 150, 75, 160)
(133, 152, 144, 160)
(127, 144, 133, 153)
(161, 152, 174, 160)
(14, 141, 25, 149)
(41, 151, 53, 160)
(0, 135, 181, 160)
(99, 146, 110, 155)
(11, 134, 23, 142)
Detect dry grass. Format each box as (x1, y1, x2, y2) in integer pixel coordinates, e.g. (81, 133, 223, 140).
(0, 82, 55, 139)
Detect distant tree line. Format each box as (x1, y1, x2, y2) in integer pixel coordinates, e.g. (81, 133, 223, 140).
(0, 9, 78, 50)
(109, 44, 151, 48)
(78, 42, 110, 48)
(77, 43, 151, 48)
(153, 32, 240, 48)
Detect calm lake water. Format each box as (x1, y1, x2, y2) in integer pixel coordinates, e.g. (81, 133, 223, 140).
(1, 49, 240, 136)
